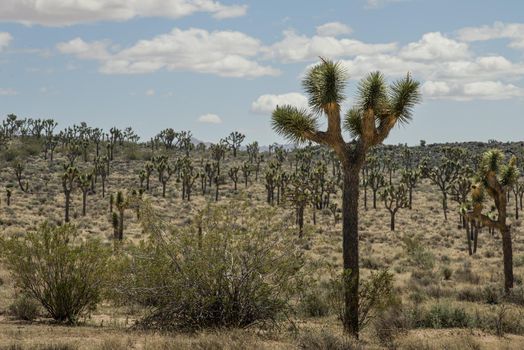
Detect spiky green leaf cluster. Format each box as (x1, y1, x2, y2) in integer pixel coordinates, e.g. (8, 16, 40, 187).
(271, 105, 318, 144)
(302, 58, 347, 115)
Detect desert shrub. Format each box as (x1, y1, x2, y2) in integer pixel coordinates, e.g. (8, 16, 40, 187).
(0, 345, 77, 350)
(506, 285, 524, 306)
(442, 266, 453, 280)
(474, 304, 524, 336)
(299, 288, 331, 318)
(373, 305, 409, 348)
(328, 269, 398, 331)
(454, 262, 480, 284)
(483, 284, 502, 304)
(298, 330, 364, 350)
(111, 200, 303, 331)
(412, 303, 471, 329)
(8, 295, 40, 321)
(456, 288, 484, 302)
(0, 223, 110, 324)
(401, 234, 435, 270)
(398, 336, 481, 350)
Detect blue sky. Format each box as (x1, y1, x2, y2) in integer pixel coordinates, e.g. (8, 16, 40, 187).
(0, 0, 523, 145)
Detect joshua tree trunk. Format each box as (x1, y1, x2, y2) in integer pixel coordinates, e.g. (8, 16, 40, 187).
(502, 227, 514, 291)
(342, 163, 360, 337)
(408, 188, 413, 209)
(64, 192, 71, 223)
(442, 192, 448, 221)
(297, 206, 304, 238)
(390, 210, 396, 231)
(466, 221, 473, 255)
(118, 210, 124, 240)
(473, 222, 478, 254)
(82, 191, 87, 216)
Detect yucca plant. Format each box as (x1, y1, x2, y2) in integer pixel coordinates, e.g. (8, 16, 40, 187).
(271, 58, 420, 336)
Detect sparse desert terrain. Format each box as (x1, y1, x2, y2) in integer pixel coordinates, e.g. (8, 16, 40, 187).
(1, 124, 524, 349)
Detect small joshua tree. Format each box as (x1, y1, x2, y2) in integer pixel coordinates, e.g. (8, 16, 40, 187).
(285, 173, 311, 237)
(401, 168, 420, 209)
(512, 179, 524, 219)
(62, 165, 79, 223)
(225, 131, 245, 157)
(144, 161, 154, 191)
(381, 184, 409, 231)
(113, 191, 128, 240)
(241, 161, 252, 187)
(5, 187, 12, 206)
(228, 165, 240, 191)
(77, 173, 92, 216)
(465, 149, 519, 292)
(14, 161, 30, 193)
(422, 148, 464, 220)
(367, 157, 386, 209)
(154, 156, 174, 198)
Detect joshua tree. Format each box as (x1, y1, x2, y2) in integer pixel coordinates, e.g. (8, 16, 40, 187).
(271, 58, 420, 336)
(14, 161, 30, 193)
(367, 157, 386, 209)
(113, 191, 128, 240)
(422, 149, 464, 220)
(246, 141, 259, 163)
(62, 165, 79, 223)
(77, 173, 92, 216)
(5, 187, 12, 206)
(381, 184, 409, 231)
(228, 165, 240, 191)
(154, 156, 174, 198)
(144, 161, 154, 191)
(285, 173, 310, 237)
(241, 161, 252, 187)
(329, 202, 341, 225)
(465, 149, 519, 292)
(401, 168, 420, 209)
(512, 179, 524, 219)
(225, 131, 245, 157)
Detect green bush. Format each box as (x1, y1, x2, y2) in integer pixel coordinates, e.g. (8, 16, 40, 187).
(8, 295, 40, 321)
(328, 269, 398, 331)
(401, 234, 435, 270)
(298, 330, 364, 350)
(0, 223, 110, 324)
(299, 289, 331, 318)
(111, 200, 303, 331)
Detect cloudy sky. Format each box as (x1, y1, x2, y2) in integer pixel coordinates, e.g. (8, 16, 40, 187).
(0, 0, 523, 145)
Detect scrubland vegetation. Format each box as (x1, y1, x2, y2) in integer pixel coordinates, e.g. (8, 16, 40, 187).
(1, 60, 524, 349)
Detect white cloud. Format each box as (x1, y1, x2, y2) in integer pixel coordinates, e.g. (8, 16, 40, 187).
(57, 38, 111, 60)
(266, 30, 397, 63)
(0, 32, 12, 51)
(316, 22, 352, 37)
(458, 22, 524, 42)
(400, 32, 470, 61)
(251, 93, 308, 114)
(58, 28, 280, 78)
(422, 80, 524, 101)
(198, 113, 222, 124)
(0, 88, 18, 96)
(0, 0, 247, 26)
(366, 0, 408, 9)
(145, 89, 155, 96)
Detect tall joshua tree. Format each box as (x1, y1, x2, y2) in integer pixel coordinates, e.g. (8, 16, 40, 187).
(466, 149, 519, 292)
(271, 58, 420, 336)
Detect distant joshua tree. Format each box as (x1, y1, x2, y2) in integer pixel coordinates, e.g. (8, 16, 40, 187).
(271, 58, 420, 336)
